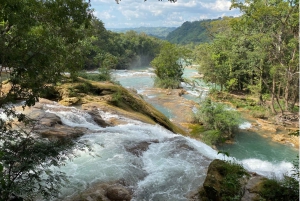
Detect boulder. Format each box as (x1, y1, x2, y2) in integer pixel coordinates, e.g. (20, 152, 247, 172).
(35, 125, 87, 138)
(241, 174, 265, 201)
(84, 107, 110, 128)
(106, 185, 132, 201)
(201, 159, 225, 201)
(125, 140, 159, 156)
(64, 182, 132, 201)
(197, 159, 269, 201)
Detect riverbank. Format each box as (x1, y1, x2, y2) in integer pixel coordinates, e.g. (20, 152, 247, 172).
(210, 91, 299, 149)
(139, 86, 299, 150)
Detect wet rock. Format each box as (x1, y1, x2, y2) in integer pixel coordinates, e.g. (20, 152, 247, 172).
(106, 185, 132, 201)
(65, 182, 132, 201)
(85, 108, 110, 127)
(36, 125, 87, 138)
(200, 159, 225, 201)
(178, 89, 186, 96)
(272, 134, 285, 142)
(59, 97, 80, 106)
(197, 160, 270, 201)
(125, 140, 159, 156)
(241, 174, 265, 201)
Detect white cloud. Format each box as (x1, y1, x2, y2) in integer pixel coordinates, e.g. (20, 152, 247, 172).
(94, 10, 116, 20)
(90, 0, 240, 28)
(200, 0, 232, 11)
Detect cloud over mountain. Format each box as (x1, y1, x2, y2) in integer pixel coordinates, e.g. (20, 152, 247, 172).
(91, 0, 240, 28)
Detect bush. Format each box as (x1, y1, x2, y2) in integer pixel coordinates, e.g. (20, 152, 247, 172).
(77, 71, 100, 81)
(196, 98, 241, 139)
(201, 129, 222, 145)
(259, 176, 299, 201)
(98, 67, 112, 81)
(153, 77, 181, 89)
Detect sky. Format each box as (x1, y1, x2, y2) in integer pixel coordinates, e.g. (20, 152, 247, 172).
(90, 0, 241, 29)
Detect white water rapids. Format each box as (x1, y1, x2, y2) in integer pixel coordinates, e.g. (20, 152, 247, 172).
(42, 104, 294, 201)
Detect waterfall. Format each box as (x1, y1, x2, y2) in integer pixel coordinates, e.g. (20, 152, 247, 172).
(42, 104, 294, 200)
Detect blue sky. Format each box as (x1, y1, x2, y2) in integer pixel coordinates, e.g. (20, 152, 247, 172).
(90, 0, 241, 28)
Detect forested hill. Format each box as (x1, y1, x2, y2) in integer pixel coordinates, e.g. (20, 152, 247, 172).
(166, 19, 214, 45)
(108, 27, 177, 39)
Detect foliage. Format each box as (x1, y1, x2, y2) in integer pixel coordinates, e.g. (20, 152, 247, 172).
(201, 129, 222, 145)
(0, 0, 92, 199)
(189, 124, 205, 138)
(258, 176, 299, 201)
(166, 20, 213, 45)
(0, 122, 90, 200)
(219, 161, 248, 201)
(195, 98, 241, 140)
(111, 89, 123, 106)
(194, 0, 299, 113)
(151, 42, 191, 89)
(0, 0, 92, 107)
(84, 27, 162, 70)
(78, 71, 102, 81)
(109, 27, 176, 39)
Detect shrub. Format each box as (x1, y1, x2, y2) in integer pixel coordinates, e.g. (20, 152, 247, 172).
(201, 129, 222, 145)
(153, 77, 181, 89)
(98, 67, 112, 81)
(258, 176, 299, 201)
(196, 98, 241, 139)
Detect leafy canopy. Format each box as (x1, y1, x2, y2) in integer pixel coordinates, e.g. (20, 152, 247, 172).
(151, 42, 191, 89)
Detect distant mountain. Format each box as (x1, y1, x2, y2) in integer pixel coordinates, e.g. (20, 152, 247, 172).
(108, 27, 177, 39)
(166, 19, 214, 45)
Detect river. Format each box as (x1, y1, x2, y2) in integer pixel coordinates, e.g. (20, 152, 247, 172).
(53, 66, 297, 200)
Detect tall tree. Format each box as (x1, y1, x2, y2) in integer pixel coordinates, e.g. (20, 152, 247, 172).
(0, 0, 93, 199)
(151, 42, 191, 89)
(231, 0, 299, 112)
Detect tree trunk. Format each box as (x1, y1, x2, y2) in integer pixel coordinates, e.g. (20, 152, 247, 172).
(277, 82, 281, 99)
(284, 69, 291, 110)
(258, 65, 264, 104)
(270, 75, 277, 114)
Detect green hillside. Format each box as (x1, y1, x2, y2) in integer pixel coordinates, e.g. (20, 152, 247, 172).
(108, 27, 177, 39)
(166, 19, 214, 45)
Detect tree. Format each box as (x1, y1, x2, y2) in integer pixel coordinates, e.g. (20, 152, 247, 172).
(151, 42, 191, 89)
(231, 0, 299, 112)
(194, 0, 299, 113)
(0, 0, 93, 199)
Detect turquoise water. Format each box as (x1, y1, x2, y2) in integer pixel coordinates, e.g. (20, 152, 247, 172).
(217, 130, 298, 162)
(113, 67, 298, 164)
(150, 103, 174, 119)
(117, 76, 153, 90)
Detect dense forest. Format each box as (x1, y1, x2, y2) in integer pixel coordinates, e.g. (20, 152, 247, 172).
(193, 1, 299, 114)
(166, 19, 213, 45)
(83, 25, 163, 70)
(108, 27, 176, 39)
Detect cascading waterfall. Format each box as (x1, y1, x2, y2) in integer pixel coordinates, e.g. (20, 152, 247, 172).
(42, 104, 294, 200)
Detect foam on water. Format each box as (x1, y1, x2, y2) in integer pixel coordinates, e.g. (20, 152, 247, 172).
(241, 159, 294, 179)
(239, 121, 252, 129)
(113, 70, 155, 78)
(42, 103, 295, 200)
